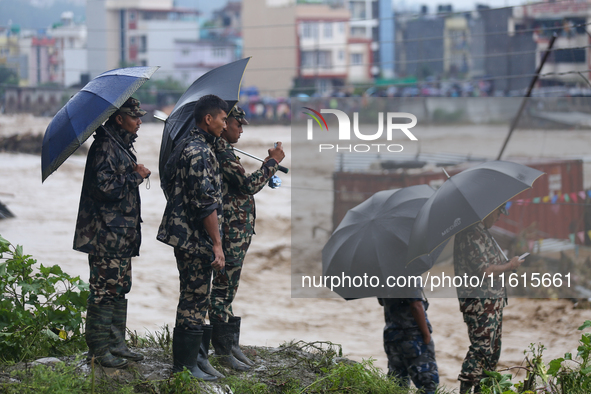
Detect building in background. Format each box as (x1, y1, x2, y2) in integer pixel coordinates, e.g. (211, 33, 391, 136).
(29, 37, 58, 86)
(242, 0, 350, 97)
(0, 25, 29, 85)
(296, 4, 350, 95)
(85, 0, 200, 81)
(242, 0, 297, 98)
(204, 1, 244, 59)
(47, 12, 87, 87)
(512, 0, 590, 90)
(395, 10, 445, 79)
(347, 0, 377, 82)
(480, 6, 536, 94)
(173, 38, 237, 86)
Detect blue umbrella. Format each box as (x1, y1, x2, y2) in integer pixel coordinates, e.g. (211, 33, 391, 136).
(41, 66, 159, 182)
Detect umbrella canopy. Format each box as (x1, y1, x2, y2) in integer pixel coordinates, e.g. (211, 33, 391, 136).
(407, 160, 545, 264)
(159, 57, 251, 176)
(322, 184, 448, 299)
(41, 66, 159, 182)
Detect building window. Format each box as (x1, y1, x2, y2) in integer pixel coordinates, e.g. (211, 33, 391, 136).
(338, 22, 345, 34)
(338, 50, 344, 60)
(351, 53, 363, 65)
(302, 51, 315, 68)
(553, 48, 585, 63)
(349, 1, 366, 20)
(139, 36, 147, 53)
(324, 22, 332, 38)
(301, 50, 332, 68)
(351, 26, 366, 37)
(318, 51, 331, 67)
(302, 22, 318, 39)
(213, 47, 227, 57)
(182, 48, 190, 56)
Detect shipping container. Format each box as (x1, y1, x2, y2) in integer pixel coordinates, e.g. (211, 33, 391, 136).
(332, 156, 587, 244)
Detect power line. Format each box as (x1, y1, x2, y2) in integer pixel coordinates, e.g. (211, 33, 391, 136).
(3, 69, 590, 95)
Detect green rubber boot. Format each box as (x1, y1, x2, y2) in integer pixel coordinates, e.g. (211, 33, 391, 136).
(86, 302, 128, 368)
(109, 298, 144, 361)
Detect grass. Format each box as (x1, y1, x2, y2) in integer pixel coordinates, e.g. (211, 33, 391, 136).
(0, 331, 455, 394)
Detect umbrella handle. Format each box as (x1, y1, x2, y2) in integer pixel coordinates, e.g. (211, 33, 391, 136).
(234, 147, 289, 174)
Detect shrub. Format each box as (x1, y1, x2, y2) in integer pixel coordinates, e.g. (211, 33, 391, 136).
(0, 235, 89, 362)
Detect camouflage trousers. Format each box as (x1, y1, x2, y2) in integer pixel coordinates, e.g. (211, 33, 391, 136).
(88, 255, 132, 305)
(175, 248, 214, 329)
(384, 331, 439, 394)
(459, 298, 504, 388)
(209, 226, 252, 322)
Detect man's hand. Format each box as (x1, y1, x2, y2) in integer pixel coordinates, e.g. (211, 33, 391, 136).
(267, 142, 285, 163)
(508, 256, 525, 271)
(212, 243, 225, 271)
(134, 164, 151, 179)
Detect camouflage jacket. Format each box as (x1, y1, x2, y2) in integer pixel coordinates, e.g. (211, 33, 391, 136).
(382, 297, 432, 342)
(157, 128, 223, 256)
(216, 138, 278, 235)
(73, 124, 144, 258)
(454, 222, 506, 300)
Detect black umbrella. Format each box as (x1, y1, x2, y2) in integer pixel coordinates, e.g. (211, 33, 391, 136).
(322, 185, 448, 299)
(41, 66, 159, 182)
(407, 160, 545, 264)
(158, 57, 251, 176)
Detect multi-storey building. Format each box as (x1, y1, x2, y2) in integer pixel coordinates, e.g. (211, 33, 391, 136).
(47, 12, 87, 87)
(513, 0, 590, 88)
(347, 0, 394, 81)
(0, 27, 28, 85)
(243, 0, 351, 97)
(29, 37, 59, 86)
(85, 0, 200, 81)
(173, 38, 238, 87)
(297, 5, 350, 94)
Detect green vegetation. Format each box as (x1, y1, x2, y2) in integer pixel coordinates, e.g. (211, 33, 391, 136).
(479, 320, 591, 393)
(0, 235, 89, 363)
(0, 66, 19, 98)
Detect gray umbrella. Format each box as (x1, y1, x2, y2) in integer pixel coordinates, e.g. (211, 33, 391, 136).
(322, 184, 448, 299)
(407, 160, 545, 264)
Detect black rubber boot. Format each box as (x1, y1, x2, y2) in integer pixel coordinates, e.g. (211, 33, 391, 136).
(459, 381, 473, 394)
(86, 302, 128, 368)
(172, 326, 218, 381)
(109, 298, 144, 361)
(196, 325, 225, 378)
(211, 319, 250, 371)
(228, 316, 254, 366)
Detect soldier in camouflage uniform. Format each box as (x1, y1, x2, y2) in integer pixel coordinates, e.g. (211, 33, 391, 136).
(454, 204, 525, 394)
(157, 94, 228, 381)
(209, 106, 285, 371)
(380, 288, 439, 394)
(74, 97, 151, 368)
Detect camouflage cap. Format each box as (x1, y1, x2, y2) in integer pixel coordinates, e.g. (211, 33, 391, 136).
(119, 97, 147, 117)
(229, 106, 249, 125)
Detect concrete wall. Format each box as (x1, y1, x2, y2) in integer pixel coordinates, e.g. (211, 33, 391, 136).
(242, 0, 297, 97)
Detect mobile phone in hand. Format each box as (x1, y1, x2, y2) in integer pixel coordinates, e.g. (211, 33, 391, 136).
(519, 252, 530, 260)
